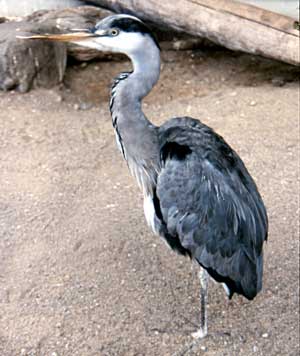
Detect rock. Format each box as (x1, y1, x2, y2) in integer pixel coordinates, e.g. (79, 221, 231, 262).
(79, 102, 93, 110)
(171, 38, 204, 51)
(271, 77, 286, 87)
(73, 102, 93, 110)
(0, 20, 66, 92)
(55, 94, 63, 103)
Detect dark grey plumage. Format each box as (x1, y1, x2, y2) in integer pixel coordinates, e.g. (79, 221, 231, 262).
(156, 117, 268, 300)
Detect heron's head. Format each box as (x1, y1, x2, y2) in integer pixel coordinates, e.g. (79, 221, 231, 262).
(19, 14, 160, 57)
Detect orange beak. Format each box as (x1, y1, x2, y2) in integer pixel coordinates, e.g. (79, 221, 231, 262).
(16, 31, 96, 42)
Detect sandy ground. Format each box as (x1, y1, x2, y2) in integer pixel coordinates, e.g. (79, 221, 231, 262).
(0, 47, 299, 356)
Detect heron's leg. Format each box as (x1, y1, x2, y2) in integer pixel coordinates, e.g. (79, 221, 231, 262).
(192, 268, 209, 339)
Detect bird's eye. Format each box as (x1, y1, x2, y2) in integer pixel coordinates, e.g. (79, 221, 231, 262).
(110, 29, 119, 37)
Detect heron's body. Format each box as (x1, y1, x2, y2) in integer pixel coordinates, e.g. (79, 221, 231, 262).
(23, 14, 268, 337)
(107, 19, 267, 301)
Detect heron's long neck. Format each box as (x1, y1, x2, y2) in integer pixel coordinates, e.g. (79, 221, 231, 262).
(110, 45, 161, 191)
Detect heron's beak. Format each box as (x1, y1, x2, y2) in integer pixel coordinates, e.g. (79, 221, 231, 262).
(16, 29, 103, 42)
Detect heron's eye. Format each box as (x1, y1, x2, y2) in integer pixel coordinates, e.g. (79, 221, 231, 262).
(110, 28, 119, 37)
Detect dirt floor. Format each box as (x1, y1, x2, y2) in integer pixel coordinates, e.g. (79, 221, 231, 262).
(0, 46, 299, 356)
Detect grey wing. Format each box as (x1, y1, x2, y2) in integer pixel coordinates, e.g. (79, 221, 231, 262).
(156, 117, 268, 299)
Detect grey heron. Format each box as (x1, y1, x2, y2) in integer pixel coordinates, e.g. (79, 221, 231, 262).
(20, 14, 268, 338)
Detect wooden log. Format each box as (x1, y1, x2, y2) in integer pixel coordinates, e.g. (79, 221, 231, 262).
(0, 6, 114, 92)
(0, 20, 67, 92)
(88, 0, 299, 65)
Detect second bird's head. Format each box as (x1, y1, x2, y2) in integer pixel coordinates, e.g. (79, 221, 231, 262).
(20, 14, 160, 57)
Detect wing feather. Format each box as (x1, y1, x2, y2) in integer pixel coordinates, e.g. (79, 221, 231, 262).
(156, 117, 268, 299)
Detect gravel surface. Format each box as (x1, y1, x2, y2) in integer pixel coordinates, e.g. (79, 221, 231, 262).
(0, 48, 299, 356)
